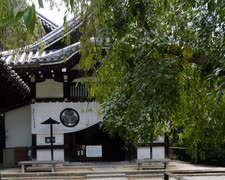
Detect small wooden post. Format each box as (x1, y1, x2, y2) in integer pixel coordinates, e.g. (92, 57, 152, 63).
(164, 172, 169, 180)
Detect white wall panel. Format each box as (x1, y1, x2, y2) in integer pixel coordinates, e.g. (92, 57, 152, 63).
(137, 147, 150, 159)
(36, 79, 63, 98)
(31, 102, 101, 134)
(36, 134, 64, 145)
(137, 146, 165, 160)
(152, 147, 165, 159)
(36, 149, 64, 161)
(5, 106, 32, 148)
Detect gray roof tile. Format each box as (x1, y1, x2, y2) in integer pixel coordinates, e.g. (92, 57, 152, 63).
(0, 59, 30, 94)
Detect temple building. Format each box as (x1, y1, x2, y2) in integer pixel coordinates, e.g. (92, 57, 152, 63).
(0, 12, 169, 166)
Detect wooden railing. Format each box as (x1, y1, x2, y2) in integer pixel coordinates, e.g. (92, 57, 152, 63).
(70, 83, 88, 98)
(64, 82, 89, 101)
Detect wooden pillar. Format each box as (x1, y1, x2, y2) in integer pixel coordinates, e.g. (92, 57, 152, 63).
(165, 135, 170, 158)
(50, 123, 54, 161)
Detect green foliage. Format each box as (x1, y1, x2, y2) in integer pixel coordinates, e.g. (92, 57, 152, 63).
(38, 0, 44, 8)
(0, 0, 38, 50)
(1, 1, 37, 32)
(172, 64, 225, 159)
(13, 0, 25, 17)
(23, 4, 37, 33)
(102, 58, 181, 145)
(77, 0, 225, 159)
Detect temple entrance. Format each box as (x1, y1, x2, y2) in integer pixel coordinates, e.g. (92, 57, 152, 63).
(64, 123, 126, 162)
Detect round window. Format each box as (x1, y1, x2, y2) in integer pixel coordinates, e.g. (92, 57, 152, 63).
(60, 108, 79, 127)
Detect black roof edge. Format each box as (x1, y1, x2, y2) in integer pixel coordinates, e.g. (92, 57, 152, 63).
(0, 100, 31, 114)
(0, 58, 30, 94)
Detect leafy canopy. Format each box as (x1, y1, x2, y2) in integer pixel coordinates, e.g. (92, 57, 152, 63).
(77, 0, 225, 157)
(0, 0, 40, 50)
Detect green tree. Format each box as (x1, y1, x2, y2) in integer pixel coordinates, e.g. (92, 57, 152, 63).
(77, 0, 225, 158)
(0, 0, 39, 51)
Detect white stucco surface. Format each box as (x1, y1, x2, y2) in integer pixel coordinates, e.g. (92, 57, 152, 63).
(137, 147, 151, 159)
(36, 133, 64, 145)
(36, 149, 64, 161)
(152, 147, 165, 159)
(5, 105, 32, 148)
(31, 102, 101, 134)
(137, 146, 165, 160)
(36, 79, 63, 98)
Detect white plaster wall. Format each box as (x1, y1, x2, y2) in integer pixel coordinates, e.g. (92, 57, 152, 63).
(36, 134, 64, 146)
(137, 146, 165, 160)
(152, 147, 165, 159)
(137, 147, 150, 159)
(5, 106, 32, 148)
(36, 79, 63, 98)
(36, 149, 64, 161)
(31, 102, 101, 134)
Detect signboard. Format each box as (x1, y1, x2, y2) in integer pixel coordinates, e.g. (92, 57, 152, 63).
(86, 145, 102, 157)
(45, 137, 55, 143)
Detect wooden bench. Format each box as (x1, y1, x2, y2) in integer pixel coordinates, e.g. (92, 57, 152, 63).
(18, 161, 58, 173)
(136, 158, 171, 170)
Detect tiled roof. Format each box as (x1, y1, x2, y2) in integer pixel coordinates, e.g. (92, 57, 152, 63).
(0, 11, 109, 68)
(0, 59, 30, 94)
(30, 16, 82, 51)
(0, 15, 82, 57)
(1, 42, 80, 67)
(37, 11, 58, 31)
(1, 38, 109, 67)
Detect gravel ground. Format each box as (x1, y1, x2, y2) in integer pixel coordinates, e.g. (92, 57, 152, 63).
(1, 160, 225, 180)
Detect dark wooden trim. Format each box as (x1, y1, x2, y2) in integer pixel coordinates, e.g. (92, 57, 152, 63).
(34, 98, 94, 103)
(63, 82, 69, 99)
(0, 100, 31, 113)
(142, 142, 169, 147)
(32, 145, 65, 150)
(0, 114, 5, 163)
(32, 134, 36, 159)
(165, 135, 170, 158)
(35, 98, 65, 103)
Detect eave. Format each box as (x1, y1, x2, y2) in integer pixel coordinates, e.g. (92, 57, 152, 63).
(1, 39, 109, 69)
(0, 59, 30, 97)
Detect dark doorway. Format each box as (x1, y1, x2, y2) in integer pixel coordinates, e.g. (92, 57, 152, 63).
(64, 123, 126, 162)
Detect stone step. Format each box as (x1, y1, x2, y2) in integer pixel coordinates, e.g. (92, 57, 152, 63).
(86, 178, 128, 180)
(85, 173, 126, 178)
(2, 176, 84, 180)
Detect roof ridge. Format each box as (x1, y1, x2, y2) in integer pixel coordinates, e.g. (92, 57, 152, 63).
(0, 15, 82, 56)
(0, 38, 109, 67)
(30, 15, 82, 50)
(37, 11, 58, 30)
